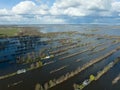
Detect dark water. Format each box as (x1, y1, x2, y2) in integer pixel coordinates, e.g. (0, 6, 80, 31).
(0, 24, 120, 90)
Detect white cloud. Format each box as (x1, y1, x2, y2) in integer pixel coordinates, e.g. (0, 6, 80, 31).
(53, 0, 80, 8)
(0, 8, 9, 15)
(112, 1, 120, 12)
(12, 1, 35, 14)
(0, 0, 120, 24)
(12, 1, 49, 15)
(64, 7, 91, 16)
(50, 0, 113, 16)
(0, 0, 66, 24)
(82, 0, 112, 10)
(33, 4, 49, 15)
(35, 15, 66, 24)
(0, 15, 24, 24)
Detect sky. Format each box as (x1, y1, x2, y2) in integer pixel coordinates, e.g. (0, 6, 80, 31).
(0, 0, 120, 24)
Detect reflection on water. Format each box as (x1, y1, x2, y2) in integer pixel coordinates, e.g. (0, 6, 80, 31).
(0, 36, 48, 71)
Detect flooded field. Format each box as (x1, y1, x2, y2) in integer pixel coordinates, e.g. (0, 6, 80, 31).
(0, 24, 120, 90)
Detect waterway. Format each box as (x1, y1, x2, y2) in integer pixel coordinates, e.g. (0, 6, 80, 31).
(0, 24, 120, 90)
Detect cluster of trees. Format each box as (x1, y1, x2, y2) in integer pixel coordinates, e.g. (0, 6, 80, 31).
(73, 75, 95, 90)
(16, 47, 49, 64)
(16, 52, 39, 64)
(30, 61, 43, 69)
(34, 66, 86, 90)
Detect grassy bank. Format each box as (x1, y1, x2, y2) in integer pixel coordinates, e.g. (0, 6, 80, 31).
(0, 27, 20, 37)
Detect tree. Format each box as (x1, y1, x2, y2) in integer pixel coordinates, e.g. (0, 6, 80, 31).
(39, 61, 43, 67)
(35, 83, 43, 90)
(44, 82, 49, 90)
(30, 63, 34, 69)
(49, 80, 55, 87)
(89, 74, 95, 81)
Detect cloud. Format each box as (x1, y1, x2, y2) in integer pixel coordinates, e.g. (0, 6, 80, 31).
(50, 0, 113, 16)
(33, 4, 49, 15)
(0, 15, 23, 24)
(0, 8, 9, 15)
(12, 1, 35, 14)
(0, 0, 66, 24)
(0, 0, 120, 24)
(112, 1, 120, 12)
(35, 15, 66, 24)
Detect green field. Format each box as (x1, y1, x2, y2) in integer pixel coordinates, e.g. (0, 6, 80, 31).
(0, 27, 20, 37)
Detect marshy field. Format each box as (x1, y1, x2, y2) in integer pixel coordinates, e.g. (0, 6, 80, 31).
(0, 24, 120, 90)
